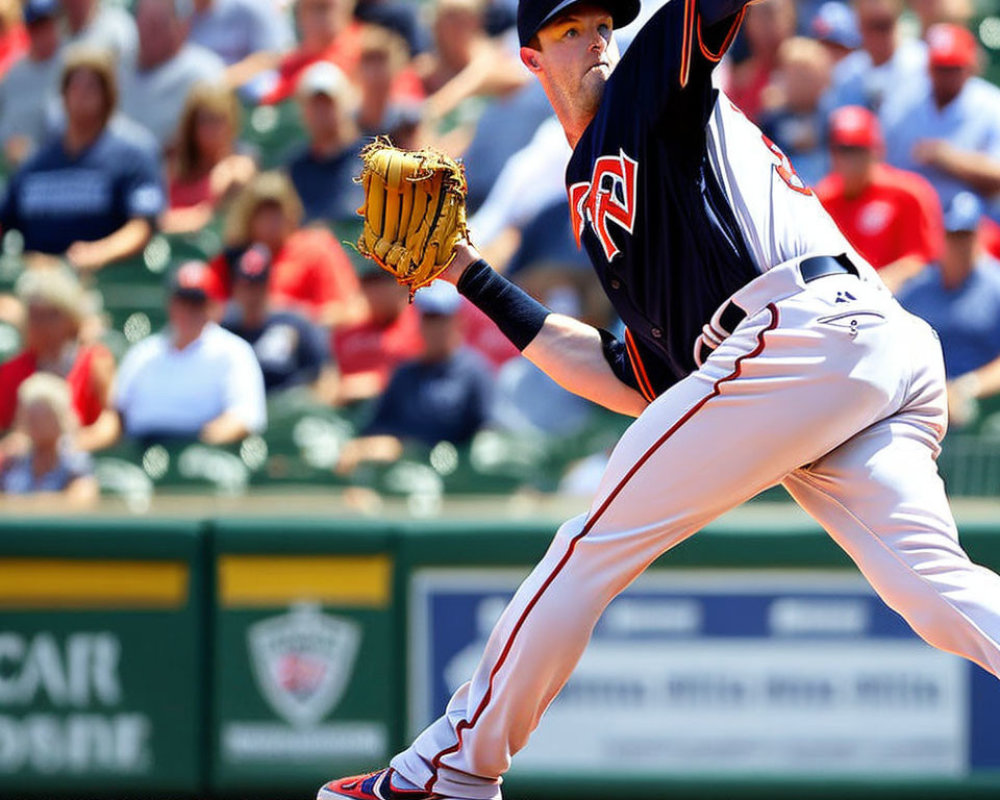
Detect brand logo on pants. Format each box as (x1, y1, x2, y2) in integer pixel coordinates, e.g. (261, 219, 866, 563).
(248, 604, 361, 727)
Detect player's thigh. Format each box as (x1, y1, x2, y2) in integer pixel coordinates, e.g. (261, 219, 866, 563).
(586, 307, 899, 537)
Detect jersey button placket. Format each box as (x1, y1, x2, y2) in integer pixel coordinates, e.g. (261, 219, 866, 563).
(610, 279, 621, 289)
(651, 327, 663, 339)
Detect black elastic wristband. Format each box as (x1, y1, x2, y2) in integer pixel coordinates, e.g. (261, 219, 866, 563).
(457, 259, 551, 351)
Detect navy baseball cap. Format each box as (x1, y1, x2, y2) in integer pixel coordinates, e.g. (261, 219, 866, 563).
(517, 0, 640, 47)
(24, 0, 59, 24)
(811, 2, 860, 51)
(229, 244, 272, 283)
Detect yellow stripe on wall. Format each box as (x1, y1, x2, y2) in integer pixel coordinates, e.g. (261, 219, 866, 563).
(219, 555, 391, 608)
(0, 559, 189, 609)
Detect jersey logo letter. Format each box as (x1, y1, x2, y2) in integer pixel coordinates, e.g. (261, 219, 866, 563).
(568, 149, 639, 261)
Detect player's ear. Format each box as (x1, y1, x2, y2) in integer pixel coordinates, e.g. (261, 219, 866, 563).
(520, 46, 542, 73)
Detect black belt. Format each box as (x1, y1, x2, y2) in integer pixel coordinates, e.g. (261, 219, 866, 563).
(697, 254, 858, 366)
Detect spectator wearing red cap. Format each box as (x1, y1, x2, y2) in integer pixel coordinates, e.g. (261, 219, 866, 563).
(114, 260, 266, 444)
(823, 0, 926, 116)
(882, 23, 1000, 214)
(816, 105, 944, 292)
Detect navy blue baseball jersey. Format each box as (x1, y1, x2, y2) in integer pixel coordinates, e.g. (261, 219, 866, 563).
(568, 0, 852, 399)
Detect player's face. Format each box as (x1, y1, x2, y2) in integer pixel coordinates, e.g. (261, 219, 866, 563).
(524, 6, 619, 122)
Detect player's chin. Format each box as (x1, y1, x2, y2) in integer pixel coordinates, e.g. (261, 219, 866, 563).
(578, 72, 608, 112)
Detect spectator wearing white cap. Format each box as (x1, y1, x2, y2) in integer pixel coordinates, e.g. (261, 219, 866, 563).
(0, 0, 62, 168)
(897, 192, 1000, 427)
(115, 261, 266, 444)
(335, 281, 494, 474)
(286, 61, 365, 225)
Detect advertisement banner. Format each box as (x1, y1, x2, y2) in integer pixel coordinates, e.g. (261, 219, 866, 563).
(212, 550, 396, 792)
(410, 569, 1000, 778)
(0, 539, 205, 796)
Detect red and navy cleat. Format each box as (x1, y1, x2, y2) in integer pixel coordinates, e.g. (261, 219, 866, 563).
(317, 768, 444, 800)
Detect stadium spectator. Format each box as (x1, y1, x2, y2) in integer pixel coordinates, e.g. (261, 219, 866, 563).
(115, 261, 266, 444)
(162, 82, 256, 234)
(188, 0, 294, 85)
(492, 356, 592, 436)
(810, 1, 861, 65)
(910, 0, 974, 37)
(0, 0, 28, 80)
(725, 0, 796, 122)
(211, 171, 363, 325)
(0, 49, 164, 269)
(0, 0, 62, 168)
(355, 23, 425, 138)
(335, 281, 493, 473)
(882, 24, 1000, 214)
(330, 262, 422, 405)
(287, 62, 365, 225)
(469, 116, 569, 268)
(759, 36, 833, 187)
(416, 0, 491, 96)
(460, 81, 552, 212)
(220, 244, 332, 394)
(118, 0, 225, 150)
(815, 105, 943, 291)
(0, 373, 98, 504)
(62, 0, 137, 67)
(0, 269, 118, 452)
(823, 0, 926, 113)
(259, 0, 364, 105)
(897, 192, 1000, 428)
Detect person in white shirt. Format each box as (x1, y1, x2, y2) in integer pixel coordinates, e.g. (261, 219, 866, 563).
(115, 261, 266, 444)
(118, 0, 226, 149)
(823, 0, 926, 113)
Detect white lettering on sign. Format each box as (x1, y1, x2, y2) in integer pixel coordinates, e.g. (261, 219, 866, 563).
(0, 633, 121, 707)
(0, 713, 151, 774)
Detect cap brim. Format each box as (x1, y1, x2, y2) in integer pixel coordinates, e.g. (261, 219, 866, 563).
(537, 0, 641, 39)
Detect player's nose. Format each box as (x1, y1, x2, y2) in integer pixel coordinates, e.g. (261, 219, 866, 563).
(588, 25, 607, 53)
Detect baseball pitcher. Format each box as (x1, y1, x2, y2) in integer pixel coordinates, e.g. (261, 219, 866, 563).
(320, 0, 1000, 797)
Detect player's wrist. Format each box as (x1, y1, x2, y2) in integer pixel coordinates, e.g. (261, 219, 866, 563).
(441, 242, 481, 285)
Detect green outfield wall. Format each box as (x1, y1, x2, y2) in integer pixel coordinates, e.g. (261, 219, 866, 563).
(1, 514, 999, 799)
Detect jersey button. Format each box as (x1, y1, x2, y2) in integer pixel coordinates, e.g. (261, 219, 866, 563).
(651, 327, 663, 338)
(610, 279, 621, 289)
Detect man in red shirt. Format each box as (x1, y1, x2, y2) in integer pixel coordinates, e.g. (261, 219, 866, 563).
(815, 105, 944, 292)
(261, 0, 363, 105)
(330, 265, 422, 405)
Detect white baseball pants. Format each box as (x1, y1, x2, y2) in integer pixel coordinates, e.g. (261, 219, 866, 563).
(392, 258, 1000, 799)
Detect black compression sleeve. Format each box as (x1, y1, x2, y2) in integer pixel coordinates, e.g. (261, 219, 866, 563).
(456, 259, 551, 351)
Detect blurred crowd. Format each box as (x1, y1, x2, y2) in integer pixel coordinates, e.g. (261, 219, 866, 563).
(1, 0, 1000, 504)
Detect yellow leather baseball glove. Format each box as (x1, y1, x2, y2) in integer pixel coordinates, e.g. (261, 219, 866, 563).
(356, 138, 470, 299)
